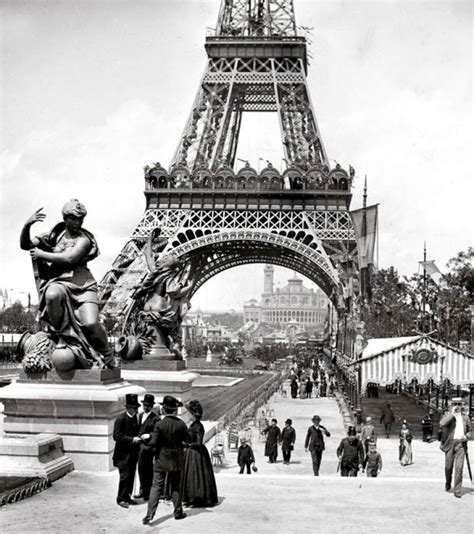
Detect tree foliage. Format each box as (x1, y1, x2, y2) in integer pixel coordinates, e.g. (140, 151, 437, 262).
(0, 302, 37, 333)
(365, 248, 473, 347)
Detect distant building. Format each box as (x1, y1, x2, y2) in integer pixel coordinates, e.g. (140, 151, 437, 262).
(243, 265, 328, 332)
(182, 310, 238, 343)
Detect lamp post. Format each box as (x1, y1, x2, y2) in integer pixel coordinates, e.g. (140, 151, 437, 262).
(355, 362, 361, 409)
(438, 353, 445, 411)
(401, 353, 407, 393)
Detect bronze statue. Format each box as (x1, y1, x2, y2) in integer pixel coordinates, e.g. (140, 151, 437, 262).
(132, 230, 194, 358)
(20, 200, 115, 370)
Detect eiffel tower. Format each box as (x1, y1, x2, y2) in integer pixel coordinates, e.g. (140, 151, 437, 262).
(99, 0, 357, 331)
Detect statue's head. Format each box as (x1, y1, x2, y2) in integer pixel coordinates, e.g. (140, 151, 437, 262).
(62, 199, 87, 219)
(159, 254, 180, 270)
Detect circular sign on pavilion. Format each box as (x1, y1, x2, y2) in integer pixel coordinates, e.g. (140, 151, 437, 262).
(413, 347, 433, 365)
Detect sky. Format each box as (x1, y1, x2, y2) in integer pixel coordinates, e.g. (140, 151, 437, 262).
(0, 0, 472, 311)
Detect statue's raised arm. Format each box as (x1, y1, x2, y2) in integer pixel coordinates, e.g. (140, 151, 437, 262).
(19, 199, 116, 372)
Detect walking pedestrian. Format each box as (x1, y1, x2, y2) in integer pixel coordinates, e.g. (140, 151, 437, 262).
(290, 377, 299, 399)
(263, 418, 281, 463)
(399, 420, 413, 466)
(142, 396, 190, 525)
(360, 416, 377, 458)
(113, 394, 142, 508)
(363, 441, 383, 477)
(304, 415, 331, 476)
(439, 398, 471, 498)
(336, 425, 364, 477)
(380, 402, 396, 438)
(237, 438, 256, 474)
(280, 419, 296, 465)
(305, 378, 313, 398)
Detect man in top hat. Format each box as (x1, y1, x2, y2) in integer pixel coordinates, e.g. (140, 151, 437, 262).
(280, 419, 296, 465)
(143, 395, 191, 525)
(113, 393, 142, 508)
(304, 415, 331, 476)
(439, 397, 471, 498)
(134, 394, 160, 501)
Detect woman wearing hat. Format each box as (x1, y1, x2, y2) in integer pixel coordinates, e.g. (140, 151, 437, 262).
(280, 419, 296, 465)
(180, 400, 218, 507)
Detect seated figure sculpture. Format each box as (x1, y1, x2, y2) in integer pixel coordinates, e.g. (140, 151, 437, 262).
(20, 200, 115, 370)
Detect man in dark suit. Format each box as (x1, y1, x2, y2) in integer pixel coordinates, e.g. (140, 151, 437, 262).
(304, 414, 331, 476)
(439, 397, 471, 498)
(134, 394, 160, 501)
(113, 393, 142, 508)
(143, 395, 191, 525)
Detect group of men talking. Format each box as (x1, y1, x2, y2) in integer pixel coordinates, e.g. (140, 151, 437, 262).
(112, 393, 190, 524)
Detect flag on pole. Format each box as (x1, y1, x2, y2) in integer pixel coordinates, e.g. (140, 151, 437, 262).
(350, 204, 379, 269)
(419, 260, 442, 285)
(350, 204, 378, 301)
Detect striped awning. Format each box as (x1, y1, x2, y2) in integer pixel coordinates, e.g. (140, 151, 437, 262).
(347, 336, 474, 392)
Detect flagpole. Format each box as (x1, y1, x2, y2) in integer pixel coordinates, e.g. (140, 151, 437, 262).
(422, 242, 427, 334)
(361, 176, 368, 308)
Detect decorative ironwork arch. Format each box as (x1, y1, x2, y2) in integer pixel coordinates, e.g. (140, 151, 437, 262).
(167, 229, 342, 302)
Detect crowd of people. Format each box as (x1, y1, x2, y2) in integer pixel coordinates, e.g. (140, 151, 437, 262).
(289, 361, 337, 400)
(112, 393, 218, 525)
(113, 383, 472, 527)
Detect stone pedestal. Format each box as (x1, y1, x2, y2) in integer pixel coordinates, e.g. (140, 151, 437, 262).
(121, 368, 198, 423)
(0, 369, 145, 472)
(0, 433, 73, 481)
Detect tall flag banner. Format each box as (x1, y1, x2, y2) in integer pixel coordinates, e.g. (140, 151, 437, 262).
(350, 204, 378, 300)
(419, 260, 442, 286)
(350, 204, 379, 269)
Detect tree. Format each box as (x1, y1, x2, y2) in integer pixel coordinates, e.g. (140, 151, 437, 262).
(436, 247, 473, 347)
(184, 338, 206, 359)
(366, 267, 418, 338)
(0, 302, 37, 333)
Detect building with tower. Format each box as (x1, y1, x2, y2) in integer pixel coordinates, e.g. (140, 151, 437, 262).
(243, 265, 328, 332)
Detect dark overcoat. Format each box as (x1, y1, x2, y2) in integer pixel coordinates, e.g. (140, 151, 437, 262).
(304, 425, 330, 452)
(112, 412, 140, 468)
(237, 444, 255, 465)
(149, 415, 191, 471)
(263, 425, 281, 457)
(280, 426, 296, 452)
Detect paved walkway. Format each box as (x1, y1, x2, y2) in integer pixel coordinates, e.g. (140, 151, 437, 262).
(1, 387, 472, 534)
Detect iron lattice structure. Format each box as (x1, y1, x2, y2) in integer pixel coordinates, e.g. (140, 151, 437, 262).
(99, 0, 358, 324)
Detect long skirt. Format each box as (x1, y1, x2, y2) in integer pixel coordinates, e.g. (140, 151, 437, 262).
(399, 440, 413, 466)
(181, 445, 218, 507)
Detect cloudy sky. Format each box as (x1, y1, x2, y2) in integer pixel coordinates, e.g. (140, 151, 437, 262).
(0, 0, 471, 311)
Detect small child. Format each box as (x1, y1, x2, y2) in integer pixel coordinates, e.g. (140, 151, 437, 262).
(363, 441, 383, 477)
(237, 437, 255, 474)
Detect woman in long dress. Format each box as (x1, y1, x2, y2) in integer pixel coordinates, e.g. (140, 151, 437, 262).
(181, 400, 218, 507)
(399, 420, 413, 466)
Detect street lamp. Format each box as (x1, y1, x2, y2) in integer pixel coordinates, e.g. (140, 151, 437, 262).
(354, 362, 361, 410)
(438, 353, 446, 410)
(401, 353, 407, 393)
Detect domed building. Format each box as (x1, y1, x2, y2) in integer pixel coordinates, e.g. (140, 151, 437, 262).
(243, 265, 328, 333)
